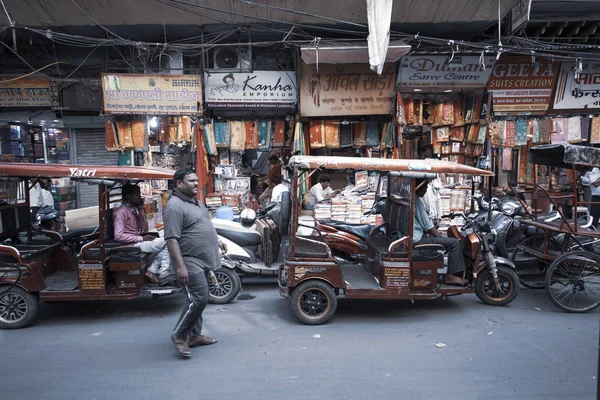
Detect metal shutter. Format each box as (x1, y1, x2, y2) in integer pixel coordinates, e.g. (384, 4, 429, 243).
(74, 129, 118, 208)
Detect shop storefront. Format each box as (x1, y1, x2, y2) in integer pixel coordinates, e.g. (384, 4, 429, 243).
(487, 55, 567, 192)
(202, 69, 297, 216)
(98, 73, 204, 224)
(295, 60, 397, 223)
(396, 55, 496, 228)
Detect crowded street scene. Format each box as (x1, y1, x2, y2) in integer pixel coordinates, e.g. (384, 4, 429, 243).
(0, 0, 599, 399)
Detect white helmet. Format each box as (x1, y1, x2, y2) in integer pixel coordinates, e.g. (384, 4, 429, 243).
(240, 208, 257, 226)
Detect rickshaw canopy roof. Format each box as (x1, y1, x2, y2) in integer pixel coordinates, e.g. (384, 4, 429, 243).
(530, 144, 600, 170)
(0, 163, 175, 180)
(288, 156, 494, 176)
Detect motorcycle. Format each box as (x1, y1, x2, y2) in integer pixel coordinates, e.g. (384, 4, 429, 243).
(316, 197, 388, 262)
(35, 205, 60, 231)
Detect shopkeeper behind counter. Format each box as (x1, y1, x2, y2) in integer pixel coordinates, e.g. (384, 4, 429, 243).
(306, 176, 340, 210)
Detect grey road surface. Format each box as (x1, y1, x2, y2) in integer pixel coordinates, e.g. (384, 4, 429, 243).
(1, 279, 598, 400)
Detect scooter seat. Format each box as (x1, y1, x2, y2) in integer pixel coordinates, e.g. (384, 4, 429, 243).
(320, 220, 372, 241)
(215, 227, 261, 247)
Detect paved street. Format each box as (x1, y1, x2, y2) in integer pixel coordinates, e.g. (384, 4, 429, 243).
(1, 278, 598, 400)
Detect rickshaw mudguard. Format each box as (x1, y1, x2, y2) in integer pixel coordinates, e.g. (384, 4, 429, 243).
(0, 263, 44, 293)
(284, 261, 345, 292)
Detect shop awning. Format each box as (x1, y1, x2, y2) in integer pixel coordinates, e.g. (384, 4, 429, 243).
(288, 156, 494, 176)
(530, 144, 600, 170)
(0, 163, 175, 180)
(300, 42, 411, 65)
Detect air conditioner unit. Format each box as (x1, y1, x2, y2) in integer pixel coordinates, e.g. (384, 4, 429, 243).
(213, 48, 252, 70)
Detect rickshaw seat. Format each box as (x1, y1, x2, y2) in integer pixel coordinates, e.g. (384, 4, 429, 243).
(295, 237, 330, 258)
(80, 208, 144, 264)
(83, 242, 144, 263)
(60, 227, 99, 243)
(367, 235, 408, 257)
(413, 244, 444, 263)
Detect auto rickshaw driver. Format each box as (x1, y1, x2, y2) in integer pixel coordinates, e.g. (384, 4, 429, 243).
(113, 184, 173, 284)
(414, 178, 468, 286)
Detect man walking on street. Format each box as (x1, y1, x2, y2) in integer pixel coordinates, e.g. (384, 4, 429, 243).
(164, 168, 227, 358)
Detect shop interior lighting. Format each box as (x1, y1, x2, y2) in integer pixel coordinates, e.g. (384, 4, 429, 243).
(149, 117, 158, 128)
(53, 119, 59, 123)
(444, 89, 453, 93)
(413, 89, 422, 92)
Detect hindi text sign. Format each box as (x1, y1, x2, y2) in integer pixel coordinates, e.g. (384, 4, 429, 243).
(102, 74, 203, 115)
(0, 77, 51, 108)
(553, 62, 600, 111)
(300, 62, 396, 117)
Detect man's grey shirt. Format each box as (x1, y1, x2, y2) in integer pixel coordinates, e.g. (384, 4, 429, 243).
(163, 191, 220, 275)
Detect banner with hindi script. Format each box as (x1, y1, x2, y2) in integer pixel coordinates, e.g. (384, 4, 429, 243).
(299, 62, 396, 117)
(553, 62, 600, 111)
(0, 77, 51, 108)
(101, 74, 203, 115)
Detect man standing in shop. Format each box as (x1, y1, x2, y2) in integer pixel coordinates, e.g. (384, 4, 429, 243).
(581, 167, 600, 228)
(164, 168, 227, 358)
(259, 154, 283, 206)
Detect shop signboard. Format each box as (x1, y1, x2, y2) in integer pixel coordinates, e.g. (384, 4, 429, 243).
(398, 55, 495, 89)
(487, 55, 560, 115)
(300, 62, 396, 117)
(101, 74, 203, 115)
(204, 71, 297, 110)
(0, 77, 51, 107)
(552, 62, 600, 111)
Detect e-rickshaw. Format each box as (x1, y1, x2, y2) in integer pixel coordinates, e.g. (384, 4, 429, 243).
(0, 163, 240, 329)
(508, 144, 600, 313)
(279, 156, 519, 325)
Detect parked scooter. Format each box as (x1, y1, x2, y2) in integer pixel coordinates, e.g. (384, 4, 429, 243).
(212, 194, 292, 280)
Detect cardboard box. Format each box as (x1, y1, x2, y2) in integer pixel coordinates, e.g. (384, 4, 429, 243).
(65, 206, 99, 230)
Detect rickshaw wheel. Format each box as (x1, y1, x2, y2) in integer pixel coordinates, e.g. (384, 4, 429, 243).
(545, 251, 600, 313)
(0, 286, 39, 329)
(475, 266, 519, 306)
(208, 267, 242, 304)
(291, 280, 337, 325)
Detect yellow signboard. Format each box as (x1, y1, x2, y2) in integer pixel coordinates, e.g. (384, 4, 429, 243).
(101, 74, 203, 115)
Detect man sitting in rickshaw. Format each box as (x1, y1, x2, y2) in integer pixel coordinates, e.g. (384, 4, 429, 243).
(113, 184, 173, 284)
(414, 179, 468, 286)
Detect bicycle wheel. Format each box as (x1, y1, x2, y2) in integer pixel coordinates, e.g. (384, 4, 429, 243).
(545, 251, 600, 313)
(510, 236, 560, 289)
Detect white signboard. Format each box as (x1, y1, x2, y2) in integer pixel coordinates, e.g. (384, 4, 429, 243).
(553, 62, 600, 111)
(204, 71, 297, 110)
(398, 55, 495, 89)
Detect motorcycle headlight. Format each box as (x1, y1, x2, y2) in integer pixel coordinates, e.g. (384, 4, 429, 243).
(502, 204, 516, 217)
